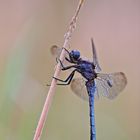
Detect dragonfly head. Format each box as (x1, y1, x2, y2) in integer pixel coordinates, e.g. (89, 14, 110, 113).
(69, 50, 80, 63)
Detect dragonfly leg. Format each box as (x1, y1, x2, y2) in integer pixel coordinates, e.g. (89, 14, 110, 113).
(62, 47, 74, 63)
(65, 57, 73, 63)
(62, 47, 70, 54)
(56, 57, 60, 64)
(61, 65, 78, 70)
(56, 58, 65, 69)
(56, 58, 77, 70)
(53, 69, 77, 85)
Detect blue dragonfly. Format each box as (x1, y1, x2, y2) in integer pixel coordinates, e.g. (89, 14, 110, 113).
(51, 39, 127, 140)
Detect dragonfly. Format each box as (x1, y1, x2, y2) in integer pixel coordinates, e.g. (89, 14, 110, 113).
(50, 39, 127, 140)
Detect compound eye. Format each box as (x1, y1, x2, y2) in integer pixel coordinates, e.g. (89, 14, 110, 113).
(73, 50, 80, 60)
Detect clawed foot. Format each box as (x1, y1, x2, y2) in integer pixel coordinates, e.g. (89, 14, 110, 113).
(52, 76, 60, 80)
(55, 58, 65, 70)
(46, 76, 59, 86)
(62, 47, 70, 54)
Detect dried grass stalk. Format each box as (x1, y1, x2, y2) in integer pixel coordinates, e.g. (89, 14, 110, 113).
(33, 0, 86, 140)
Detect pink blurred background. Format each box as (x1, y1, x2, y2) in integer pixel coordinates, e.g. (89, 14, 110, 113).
(0, 0, 140, 140)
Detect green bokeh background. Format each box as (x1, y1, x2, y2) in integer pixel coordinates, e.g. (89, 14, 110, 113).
(0, 0, 140, 140)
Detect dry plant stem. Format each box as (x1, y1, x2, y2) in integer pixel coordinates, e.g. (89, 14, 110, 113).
(33, 0, 85, 140)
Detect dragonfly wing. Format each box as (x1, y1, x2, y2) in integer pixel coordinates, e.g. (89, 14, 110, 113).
(96, 72, 127, 99)
(50, 45, 71, 66)
(91, 38, 102, 72)
(70, 77, 99, 101)
(51, 45, 62, 57)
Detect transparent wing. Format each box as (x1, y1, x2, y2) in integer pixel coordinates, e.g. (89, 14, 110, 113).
(50, 45, 71, 66)
(91, 38, 102, 72)
(70, 77, 99, 101)
(50, 45, 62, 57)
(51, 45, 92, 70)
(95, 72, 127, 99)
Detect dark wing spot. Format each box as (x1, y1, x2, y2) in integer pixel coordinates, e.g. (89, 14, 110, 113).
(107, 80, 113, 87)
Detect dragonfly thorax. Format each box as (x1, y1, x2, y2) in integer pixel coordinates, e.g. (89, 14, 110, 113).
(77, 61, 97, 80)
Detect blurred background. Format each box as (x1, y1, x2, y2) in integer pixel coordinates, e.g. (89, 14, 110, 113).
(0, 0, 140, 140)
